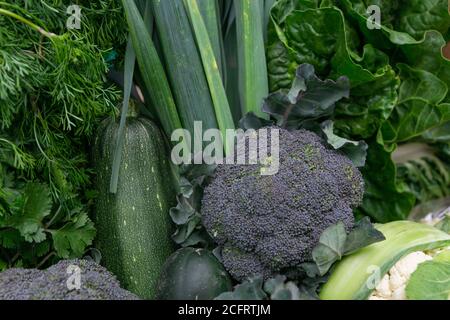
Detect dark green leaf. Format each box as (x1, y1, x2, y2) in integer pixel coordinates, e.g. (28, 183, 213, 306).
(215, 276, 267, 300)
(238, 112, 274, 130)
(2, 183, 52, 243)
(263, 64, 350, 128)
(169, 195, 196, 225)
(344, 217, 385, 255)
(321, 121, 367, 167)
(312, 222, 347, 276)
(263, 275, 301, 300)
(50, 212, 96, 259)
(358, 139, 416, 222)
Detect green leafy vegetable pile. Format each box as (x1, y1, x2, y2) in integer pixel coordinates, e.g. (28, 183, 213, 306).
(267, 0, 450, 222)
(0, 1, 127, 270)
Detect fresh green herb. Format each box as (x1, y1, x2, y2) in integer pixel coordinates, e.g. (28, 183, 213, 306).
(0, 1, 126, 269)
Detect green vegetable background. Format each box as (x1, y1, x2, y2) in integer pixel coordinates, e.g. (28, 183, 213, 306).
(0, 0, 449, 301)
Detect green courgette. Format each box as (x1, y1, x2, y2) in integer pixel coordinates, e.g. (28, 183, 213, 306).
(93, 110, 175, 299)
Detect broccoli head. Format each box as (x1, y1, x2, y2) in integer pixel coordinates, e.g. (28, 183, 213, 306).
(0, 259, 139, 300)
(201, 127, 364, 281)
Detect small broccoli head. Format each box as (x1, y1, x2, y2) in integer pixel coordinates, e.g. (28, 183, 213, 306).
(201, 128, 364, 281)
(0, 259, 139, 300)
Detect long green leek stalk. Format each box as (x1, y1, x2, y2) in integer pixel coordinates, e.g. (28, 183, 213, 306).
(197, 0, 225, 78)
(109, 37, 135, 194)
(151, 0, 219, 146)
(184, 0, 235, 154)
(121, 0, 183, 138)
(234, 0, 269, 119)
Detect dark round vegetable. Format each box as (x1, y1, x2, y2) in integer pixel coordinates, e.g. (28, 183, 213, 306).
(155, 248, 233, 300)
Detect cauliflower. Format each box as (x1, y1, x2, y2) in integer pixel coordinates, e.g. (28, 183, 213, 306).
(369, 252, 433, 300)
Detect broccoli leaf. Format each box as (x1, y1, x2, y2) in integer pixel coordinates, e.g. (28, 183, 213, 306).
(215, 275, 307, 300)
(344, 217, 385, 254)
(215, 276, 267, 300)
(239, 112, 274, 130)
(242, 64, 367, 166)
(264, 275, 301, 300)
(1, 183, 52, 243)
(312, 222, 347, 276)
(169, 164, 216, 248)
(50, 212, 96, 259)
(312, 218, 385, 275)
(262, 64, 350, 128)
(169, 195, 196, 225)
(406, 256, 450, 300)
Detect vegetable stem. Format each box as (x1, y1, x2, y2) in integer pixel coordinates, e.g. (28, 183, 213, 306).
(0, 8, 56, 38)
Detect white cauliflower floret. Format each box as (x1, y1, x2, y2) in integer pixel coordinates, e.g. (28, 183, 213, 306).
(369, 251, 433, 300)
(376, 274, 391, 299)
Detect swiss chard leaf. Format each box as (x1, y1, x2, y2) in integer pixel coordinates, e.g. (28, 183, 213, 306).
(321, 121, 368, 167)
(382, 99, 450, 143)
(267, 0, 450, 223)
(397, 64, 448, 105)
(395, 0, 450, 40)
(358, 139, 416, 222)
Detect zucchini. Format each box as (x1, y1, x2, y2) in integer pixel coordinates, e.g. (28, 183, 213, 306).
(320, 221, 450, 300)
(93, 111, 175, 299)
(155, 248, 233, 300)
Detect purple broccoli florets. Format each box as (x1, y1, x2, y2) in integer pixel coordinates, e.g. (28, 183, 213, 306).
(0, 259, 139, 300)
(201, 128, 364, 281)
